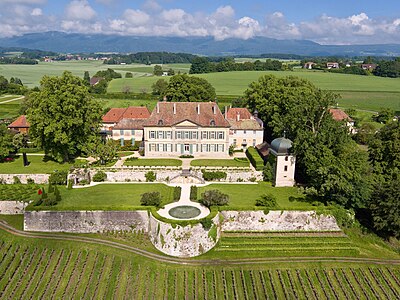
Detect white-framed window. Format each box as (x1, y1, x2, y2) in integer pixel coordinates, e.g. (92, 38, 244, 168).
(210, 131, 216, 139)
(150, 131, 155, 139)
(253, 139, 256, 146)
(218, 131, 224, 139)
(193, 132, 198, 139)
(218, 144, 223, 152)
(158, 131, 164, 139)
(202, 131, 207, 139)
(210, 144, 215, 152)
(184, 131, 189, 139)
(166, 131, 172, 139)
(244, 130, 247, 134)
(233, 139, 237, 146)
(167, 144, 172, 152)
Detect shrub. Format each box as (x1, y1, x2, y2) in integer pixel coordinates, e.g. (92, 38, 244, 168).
(26, 178, 35, 184)
(199, 189, 229, 207)
(179, 155, 194, 158)
(93, 171, 107, 182)
(190, 185, 198, 201)
(173, 186, 181, 201)
(79, 179, 89, 185)
(140, 192, 161, 207)
(202, 171, 227, 181)
(139, 149, 145, 156)
(48, 182, 54, 193)
(49, 170, 68, 185)
(145, 171, 156, 182)
(255, 193, 277, 208)
(263, 162, 274, 182)
(229, 145, 235, 156)
(246, 146, 264, 170)
(67, 179, 73, 190)
(13, 176, 21, 184)
(200, 218, 213, 230)
(249, 177, 257, 182)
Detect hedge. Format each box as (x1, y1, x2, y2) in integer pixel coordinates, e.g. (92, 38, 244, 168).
(202, 171, 227, 181)
(246, 146, 264, 170)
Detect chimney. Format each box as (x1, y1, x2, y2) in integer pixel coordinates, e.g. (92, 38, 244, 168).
(253, 110, 258, 119)
(224, 106, 227, 119)
(173, 103, 176, 114)
(236, 112, 240, 121)
(157, 103, 159, 114)
(213, 105, 216, 115)
(163, 96, 167, 102)
(197, 103, 200, 115)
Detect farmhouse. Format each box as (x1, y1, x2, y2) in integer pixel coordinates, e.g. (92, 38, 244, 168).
(326, 62, 339, 69)
(89, 76, 104, 86)
(303, 62, 316, 69)
(361, 63, 377, 71)
(225, 107, 264, 150)
(329, 108, 356, 133)
(7, 115, 30, 134)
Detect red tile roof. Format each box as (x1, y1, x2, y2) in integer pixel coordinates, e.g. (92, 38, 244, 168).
(226, 108, 253, 120)
(102, 107, 150, 123)
(90, 77, 103, 86)
(329, 108, 353, 122)
(8, 115, 29, 128)
(144, 102, 230, 127)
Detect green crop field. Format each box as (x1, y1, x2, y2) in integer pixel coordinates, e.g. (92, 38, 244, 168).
(0, 95, 24, 119)
(0, 223, 399, 299)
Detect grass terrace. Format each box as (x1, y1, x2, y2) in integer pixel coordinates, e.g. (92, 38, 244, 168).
(197, 182, 317, 210)
(190, 158, 250, 168)
(124, 158, 182, 167)
(0, 155, 84, 174)
(28, 183, 175, 211)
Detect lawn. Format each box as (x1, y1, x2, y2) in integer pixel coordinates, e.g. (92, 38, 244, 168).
(197, 182, 316, 210)
(0, 98, 24, 119)
(0, 155, 80, 174)
(124, 158, 182, 167)
(190, 158, 249, 168)
(337, 91, 400, 112)
(41, 183, 175, 210)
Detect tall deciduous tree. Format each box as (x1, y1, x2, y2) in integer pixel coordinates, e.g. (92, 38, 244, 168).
(245, 75, 372, 208)
(83, 71, 90, 86)
(27, 71, 102, 162)
(165, 74, 216, 102)
(0, 124, 14, 159)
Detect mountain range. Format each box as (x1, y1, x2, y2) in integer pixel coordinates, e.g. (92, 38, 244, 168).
(0, 31, 399, 56)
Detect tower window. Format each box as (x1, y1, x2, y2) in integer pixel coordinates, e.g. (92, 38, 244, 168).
(285, 156, 289, 161)
(284, 166, 288, 172)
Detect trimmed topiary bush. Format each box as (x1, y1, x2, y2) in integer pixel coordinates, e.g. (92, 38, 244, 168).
(93, 171, 107, 182)
(49, 170, 68, 185)
(145, 171, 156, 182)
(173, 186, 181, 201)
(255, 193, 277, 208)
(190, 185, 198, 201)
(246, 146, 264, 170)
(202, 171, 227, 181)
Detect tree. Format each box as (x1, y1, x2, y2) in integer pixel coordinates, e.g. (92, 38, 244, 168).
(189, 57, 211, 74)
(90, 139, 118, 165)
(199, 189, 229, 207)
(27, 71, 102, 162)
(245, 75, 372, 208)
(0, 124, 13, 159)
(94, 68, 122, 81)
(83, 71, 90, 86)
(140, 192, 161, 207)
(12, 133, 27, 151)
(89, 79, 108, 94)
(369, 121, 400, 179)
(255, 194, 277, 207)
(373, 108, 395, 124)
(167, 68, 175, 76)
(0, 76, 8, 93)
(125, 72, 133, 78)
(153, 65, 163, 76)
(369, 176, 400, 238)
(151, 78, 168, 96)
(165, 74, 216, 102)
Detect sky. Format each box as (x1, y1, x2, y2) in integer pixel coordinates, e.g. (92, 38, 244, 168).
(0, 0, 399, 44)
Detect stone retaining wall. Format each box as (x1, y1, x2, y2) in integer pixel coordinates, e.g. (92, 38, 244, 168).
(0, 174, 49, 184)
(0, 201, 29, 214)
(149, 213, 220, 258)
(24, 211, 149, 233)
(221, 211, 341, 231)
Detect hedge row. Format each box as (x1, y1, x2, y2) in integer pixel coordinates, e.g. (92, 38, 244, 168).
(246, 146, 264, 170)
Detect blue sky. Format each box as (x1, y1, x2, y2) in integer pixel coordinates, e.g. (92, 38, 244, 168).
(1, 0, 399, 44)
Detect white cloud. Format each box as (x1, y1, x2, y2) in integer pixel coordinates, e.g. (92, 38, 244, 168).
(31, 8, 42, 16)
(65, 0, 96, 21)
(142, 0, 161, 12)
(123, 9, 150, 26)
(0, 0, 46, 3)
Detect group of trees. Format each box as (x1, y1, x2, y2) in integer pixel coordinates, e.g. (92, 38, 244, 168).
(152, 74, 216, 102)
(104, 52, 197, 65)
(0, 75, 26, 95)
(245, 74, 399, 238)
(0, 57, 38, 65)
(153, 65, 175, 76)
(190, 57, 283, 74)
(83, 68, 122, 94)
(373, 58, 400, 78)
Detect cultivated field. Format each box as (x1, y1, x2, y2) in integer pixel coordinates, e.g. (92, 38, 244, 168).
(0, 95, 24, 119)
(0, 225, 399, 299)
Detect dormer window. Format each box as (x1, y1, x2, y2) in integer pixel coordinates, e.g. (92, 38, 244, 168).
(158, 120, 164, 126)
(210, 119, 216, 126)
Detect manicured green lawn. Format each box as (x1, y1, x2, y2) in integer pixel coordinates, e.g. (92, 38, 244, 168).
(0, 155, 80, 174)
(198, 182, 317, 210)
(124, 158, 182, 167)
(190, 159, 249, 168)
(43, 183, 175, 210)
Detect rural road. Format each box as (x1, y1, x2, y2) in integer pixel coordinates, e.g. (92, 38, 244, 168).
(1, 221, 399, 266)
(0, 95, 25, 104)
